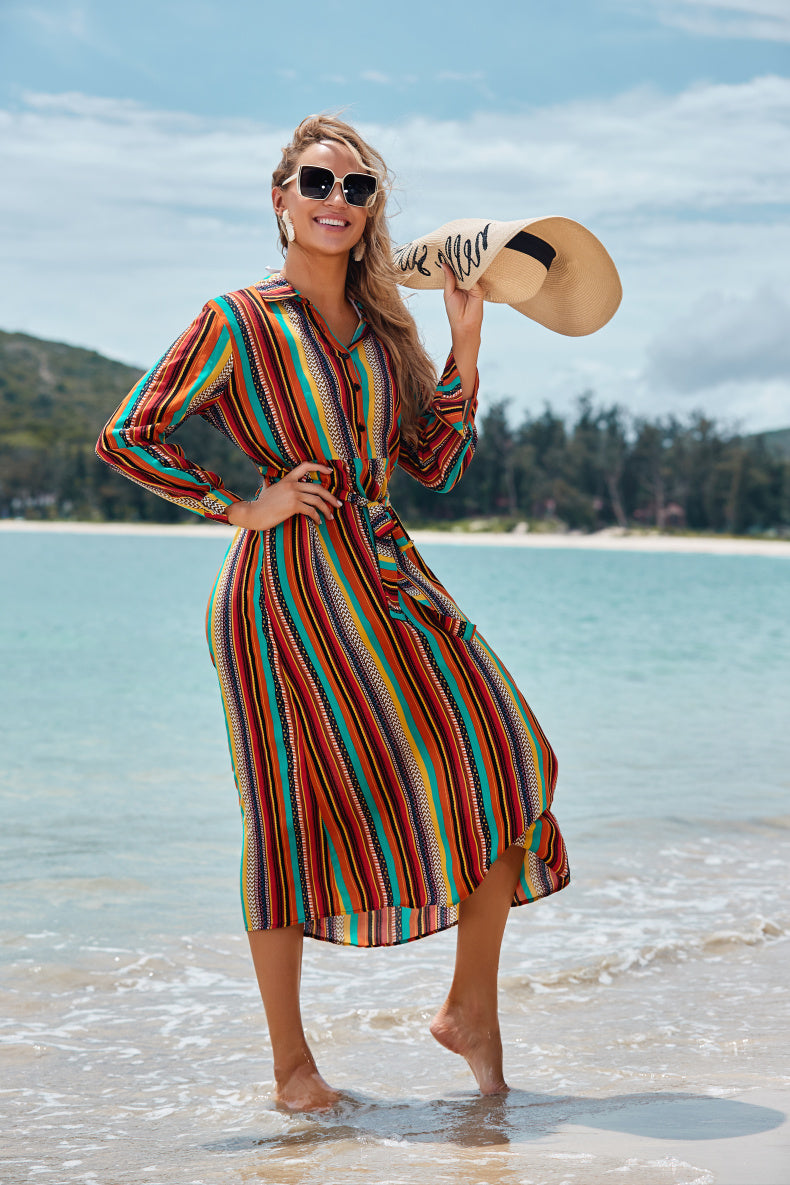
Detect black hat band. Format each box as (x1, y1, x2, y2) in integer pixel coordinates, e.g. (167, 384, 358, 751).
(505, 231, 556, 271)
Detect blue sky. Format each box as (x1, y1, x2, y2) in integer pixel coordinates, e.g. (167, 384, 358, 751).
(1, 0, 789, 429)
(2, 0, 788, 121)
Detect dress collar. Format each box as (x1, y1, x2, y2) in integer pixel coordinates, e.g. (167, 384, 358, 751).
(253, 270, 368, 337)
(253, 271, 299, 302)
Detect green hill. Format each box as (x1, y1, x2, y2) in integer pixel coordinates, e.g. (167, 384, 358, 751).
(0, 329, 143, 448)
(0, 329, 260, 521)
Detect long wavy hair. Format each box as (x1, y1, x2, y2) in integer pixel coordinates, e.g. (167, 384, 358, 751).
(271, 114, 436, 443)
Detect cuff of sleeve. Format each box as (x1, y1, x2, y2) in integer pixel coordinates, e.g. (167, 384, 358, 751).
(200, 488, 243, 524)
(435, 353, 479, 427)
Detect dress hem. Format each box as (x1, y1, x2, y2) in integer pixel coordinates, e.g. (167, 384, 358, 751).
(242, 841, 571, 948)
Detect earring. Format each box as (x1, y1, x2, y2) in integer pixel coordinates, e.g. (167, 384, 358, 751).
(281, 209, 296, 243)
(353, 238, 366, 262)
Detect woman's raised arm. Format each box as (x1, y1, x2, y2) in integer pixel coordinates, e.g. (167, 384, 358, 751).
(396, 264, 484, 494)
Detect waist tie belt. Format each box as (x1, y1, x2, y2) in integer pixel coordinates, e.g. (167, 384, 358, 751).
(349, 492, 476, 642)
(261, 467, 475, 641)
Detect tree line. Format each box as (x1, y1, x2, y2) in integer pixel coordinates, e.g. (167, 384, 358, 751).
(5, 395, 788, 536)
(390, 396, 790, 535)
(1, 329, 788, 534)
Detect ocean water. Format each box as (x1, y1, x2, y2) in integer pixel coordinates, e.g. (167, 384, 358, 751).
(1, 529, 789, 1185)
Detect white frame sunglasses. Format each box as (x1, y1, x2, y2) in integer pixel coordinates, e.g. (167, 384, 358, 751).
(282, 164, 379, 208)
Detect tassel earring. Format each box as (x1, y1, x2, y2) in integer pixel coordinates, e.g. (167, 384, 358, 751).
(353, 237, 366, 262)
(281, 210, 296, 243)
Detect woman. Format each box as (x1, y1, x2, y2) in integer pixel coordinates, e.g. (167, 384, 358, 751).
(97, 114, 569, 1112)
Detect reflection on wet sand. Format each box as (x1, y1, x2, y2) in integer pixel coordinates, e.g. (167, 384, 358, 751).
(217, 1090, 787, 1185)
(209, 1089, 784, 1152)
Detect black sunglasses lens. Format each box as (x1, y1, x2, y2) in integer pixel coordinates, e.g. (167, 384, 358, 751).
(343, 174, 377, 206)
(299, 166, 334, 199)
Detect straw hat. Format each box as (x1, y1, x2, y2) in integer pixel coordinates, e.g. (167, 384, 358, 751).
(393, 216, 622, 336)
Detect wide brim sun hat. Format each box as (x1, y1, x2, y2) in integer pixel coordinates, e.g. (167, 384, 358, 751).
(393, 216, 622, 337)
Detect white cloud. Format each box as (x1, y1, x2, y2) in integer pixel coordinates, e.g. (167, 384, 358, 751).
(374, 76, 790, 227)
(0, 81, 788, 431)
(636, 0, 790, 42)
(361, 70, 391, 85)
(645, 286, 790, 392)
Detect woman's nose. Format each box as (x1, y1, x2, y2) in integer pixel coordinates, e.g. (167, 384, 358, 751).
(326, 181, 348, 205)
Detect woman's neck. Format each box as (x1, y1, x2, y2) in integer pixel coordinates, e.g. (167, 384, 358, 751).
(282, 247, 349, 313)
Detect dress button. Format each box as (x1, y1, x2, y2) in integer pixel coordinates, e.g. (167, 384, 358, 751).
(353, 383, 361, 392)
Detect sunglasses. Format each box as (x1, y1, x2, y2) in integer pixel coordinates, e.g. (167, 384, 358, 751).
(282, 164, 378, 208)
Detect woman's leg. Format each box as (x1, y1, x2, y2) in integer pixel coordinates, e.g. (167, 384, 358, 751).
(430, 843, 526, 1094)
(247, 923, 340, 1111)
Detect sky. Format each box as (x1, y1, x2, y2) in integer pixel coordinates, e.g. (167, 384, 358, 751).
(1, 0, 789, 431)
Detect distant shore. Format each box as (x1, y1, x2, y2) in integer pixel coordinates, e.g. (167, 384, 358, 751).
(3, 518, 790, 557)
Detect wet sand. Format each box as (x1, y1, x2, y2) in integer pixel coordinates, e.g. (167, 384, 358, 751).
(3, 932, 788, 1184)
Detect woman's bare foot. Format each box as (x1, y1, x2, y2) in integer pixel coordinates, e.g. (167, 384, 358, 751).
(274, 1062, 341, 1112)
(430, 999, 509, 1095)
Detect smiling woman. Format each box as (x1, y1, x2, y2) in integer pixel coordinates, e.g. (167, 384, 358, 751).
(269, 118, 447, 443)
(95, 113, 568, 1114)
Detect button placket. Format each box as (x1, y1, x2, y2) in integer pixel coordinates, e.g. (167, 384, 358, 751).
(339, 351, 368, 439)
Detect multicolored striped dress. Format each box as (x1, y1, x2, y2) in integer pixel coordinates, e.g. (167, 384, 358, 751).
(97, 272, 569, 946)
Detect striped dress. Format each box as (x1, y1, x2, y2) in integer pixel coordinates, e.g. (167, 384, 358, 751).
(97, 272, 569, 946)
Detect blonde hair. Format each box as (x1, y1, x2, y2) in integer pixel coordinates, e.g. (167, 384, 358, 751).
(271, 114, 436, 442)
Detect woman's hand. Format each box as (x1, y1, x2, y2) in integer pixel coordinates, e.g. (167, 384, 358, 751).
(227, 461, 342, 531)
(441, 261, 484, 339)
(441, 262, 483, 400)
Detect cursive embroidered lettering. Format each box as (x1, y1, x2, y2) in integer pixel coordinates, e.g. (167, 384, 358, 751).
(436, 224, 491, 280)
(393, 242, 431, 277)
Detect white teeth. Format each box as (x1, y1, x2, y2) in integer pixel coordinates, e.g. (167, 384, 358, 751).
(316, 218, 347, 227)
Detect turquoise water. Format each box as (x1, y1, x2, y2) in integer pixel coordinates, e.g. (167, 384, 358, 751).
(2, 532, 788, 938)
(1, 529, 789, 1184)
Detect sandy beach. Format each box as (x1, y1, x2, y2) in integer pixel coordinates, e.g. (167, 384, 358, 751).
(2, 517, 789, 557)
(3, 929, 788, 1185)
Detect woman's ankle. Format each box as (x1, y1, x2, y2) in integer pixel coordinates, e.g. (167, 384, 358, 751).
(273, 1047, 316, 1086)
(442, 987, 498, 1025)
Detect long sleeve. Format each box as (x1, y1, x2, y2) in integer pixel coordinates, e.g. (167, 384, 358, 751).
(96, 301, 244, 523)
(396, 353, 479, 493)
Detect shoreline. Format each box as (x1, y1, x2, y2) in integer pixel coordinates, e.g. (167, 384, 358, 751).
(1, 517, 789, 557)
